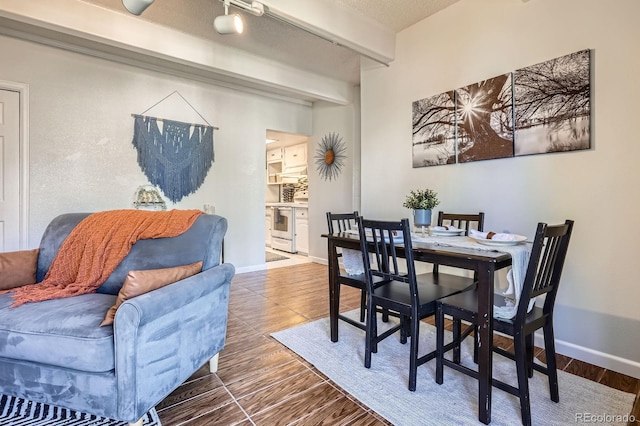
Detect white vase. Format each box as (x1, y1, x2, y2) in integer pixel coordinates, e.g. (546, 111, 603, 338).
(413, 209, 432, 227)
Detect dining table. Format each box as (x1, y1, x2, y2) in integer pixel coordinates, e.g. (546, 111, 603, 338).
(324, 230, 519, 425)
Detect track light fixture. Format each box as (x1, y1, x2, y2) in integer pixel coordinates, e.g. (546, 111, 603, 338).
(214, 5, 243, 35)
(214, 13, 244, 34)
(214, 0, 264, 35)
(122, 0, 155, 15)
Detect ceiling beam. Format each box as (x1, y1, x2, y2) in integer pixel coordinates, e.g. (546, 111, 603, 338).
(261, 0, 395, 65)
(0, 0, 355, 104)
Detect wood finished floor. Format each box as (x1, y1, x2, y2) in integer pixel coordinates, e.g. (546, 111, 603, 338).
(156, 262, 640, 426)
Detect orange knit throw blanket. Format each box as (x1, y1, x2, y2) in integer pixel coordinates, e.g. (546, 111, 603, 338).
(7, 209, 203, 307)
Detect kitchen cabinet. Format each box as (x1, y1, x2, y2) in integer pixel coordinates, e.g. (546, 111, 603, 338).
(295, 207, 309, 254)
(266, 148, 283, 185)
(284, 144, 306, 168)
(266, 161, 282, 185)
(267, 147, 283, 162)
(267, 143, 307, 185)
(265, 207, 273, 246)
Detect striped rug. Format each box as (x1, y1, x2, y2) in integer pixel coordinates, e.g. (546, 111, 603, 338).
(0, 395, 162, 426)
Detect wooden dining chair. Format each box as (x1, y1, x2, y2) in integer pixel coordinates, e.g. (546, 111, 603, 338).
(326, 211, 367, 331)
(357, 217, 482, 391)
(435, 220, 574, 426)
(419, 211, 484, 361)
(428, 211, 485, 276)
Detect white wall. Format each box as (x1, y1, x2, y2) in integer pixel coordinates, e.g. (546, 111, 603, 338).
(0, 34, 312, 269)
(360, 0, 640, 376)
(308, 91, 361, 262)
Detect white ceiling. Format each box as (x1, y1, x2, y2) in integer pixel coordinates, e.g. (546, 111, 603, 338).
(332, 0, 461, 32)
(83, 0, 461, 85)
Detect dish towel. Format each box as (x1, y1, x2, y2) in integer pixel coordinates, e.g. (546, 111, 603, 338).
(342, 248, 365, 275)
(341, 229, 401, 275)
(411, 234, 533, 319)
(493, 246, 535, 319)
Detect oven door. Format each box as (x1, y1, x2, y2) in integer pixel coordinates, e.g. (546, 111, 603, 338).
(271, 207, 293, 240)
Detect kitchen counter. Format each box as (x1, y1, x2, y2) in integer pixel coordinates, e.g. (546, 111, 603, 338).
(266, 202, 308, 208)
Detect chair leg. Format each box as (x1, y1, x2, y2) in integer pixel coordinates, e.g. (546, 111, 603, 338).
(435, 305, 444, 385)
(382, 307, 390, 322)
(525, 333, 534, 378)
(408, 314, 420, 391)
(473, 326, 479, 364)
(364, 298, 376, 368)
(453, 318, 462, 364)
(359, 289, 366, 322)
(399, 315, 408, 344)
(513, 332, 532, 426)
(543, 323, 560, 403)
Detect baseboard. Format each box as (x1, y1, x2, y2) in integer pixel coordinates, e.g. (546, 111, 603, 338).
(235, 264, 267, 274)
(308, 255, 326, 265)
(534, 333, 640, 379)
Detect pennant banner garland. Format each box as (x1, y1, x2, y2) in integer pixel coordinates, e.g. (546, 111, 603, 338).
(132, 115, 215, 203)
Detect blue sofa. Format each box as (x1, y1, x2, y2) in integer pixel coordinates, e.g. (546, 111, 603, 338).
(0, 212, 234, 425)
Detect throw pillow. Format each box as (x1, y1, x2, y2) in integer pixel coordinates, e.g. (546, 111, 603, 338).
(0, 249, 39, 291)
(100, 261, 203, 326)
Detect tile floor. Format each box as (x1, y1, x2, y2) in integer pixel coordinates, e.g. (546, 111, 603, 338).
(156, 262, 640, 425)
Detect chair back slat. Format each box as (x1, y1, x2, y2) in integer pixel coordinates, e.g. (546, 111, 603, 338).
(435, 212, 484, 275)
(326, 211, 360, 269)
(517, 220, 574, 320)
(534, 235, 560, 294)
(438, 211, 485, 235)
(326, 211, 359, 234)
(358, 217, 416, 293)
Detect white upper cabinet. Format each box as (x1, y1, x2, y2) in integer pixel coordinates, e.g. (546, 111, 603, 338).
(267, 147, 283, 163)
(284, 144, 307, 168)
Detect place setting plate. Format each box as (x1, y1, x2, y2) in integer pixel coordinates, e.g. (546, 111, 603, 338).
(469, 235, 528, 246)
(428, 227, 466, 236)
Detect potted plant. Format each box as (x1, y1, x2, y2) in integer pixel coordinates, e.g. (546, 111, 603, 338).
(403, 189, 440, 227)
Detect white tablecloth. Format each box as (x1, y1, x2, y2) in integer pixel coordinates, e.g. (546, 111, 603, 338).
(411, 234, 533, 319)
(341, 231, 532, 319)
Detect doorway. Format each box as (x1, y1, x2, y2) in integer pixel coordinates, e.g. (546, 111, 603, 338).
(265, 129, 310, 266)
(0, 83, 28, 251)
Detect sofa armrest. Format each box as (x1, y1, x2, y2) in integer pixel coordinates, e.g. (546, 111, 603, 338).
(112, 263, 234, 422)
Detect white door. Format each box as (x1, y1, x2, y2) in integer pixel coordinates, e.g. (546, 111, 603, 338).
(0, 89, 21, 251)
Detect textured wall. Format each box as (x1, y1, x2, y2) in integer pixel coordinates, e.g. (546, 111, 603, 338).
(0, 34, 312, 269)
(308, 96, 360, 262)
(360, 0, 640, 375)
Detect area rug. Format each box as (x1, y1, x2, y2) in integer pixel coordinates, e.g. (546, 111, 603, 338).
(272, 311, 636, 426)
(266, 251, 289, 262)
(0, 394, 162, 426)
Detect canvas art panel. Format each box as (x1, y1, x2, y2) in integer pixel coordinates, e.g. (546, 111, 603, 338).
(455, 73, 514, 163)
(514, 49, 591, 156)
(412, 91, 456, 167)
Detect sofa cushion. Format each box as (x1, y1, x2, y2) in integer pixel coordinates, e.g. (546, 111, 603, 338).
(100, 261, 203, 326)
(0, 249, 39, 290)
(0, 293, 116, 373)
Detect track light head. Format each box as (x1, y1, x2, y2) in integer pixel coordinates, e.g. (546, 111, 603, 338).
(122, 0, 154, 15)
(214, 13, 244, 34)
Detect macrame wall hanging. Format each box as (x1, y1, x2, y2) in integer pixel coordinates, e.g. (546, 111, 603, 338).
(131, 91, 218, 203)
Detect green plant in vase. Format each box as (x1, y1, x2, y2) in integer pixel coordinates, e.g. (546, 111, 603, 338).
(403, 189, 440, 229)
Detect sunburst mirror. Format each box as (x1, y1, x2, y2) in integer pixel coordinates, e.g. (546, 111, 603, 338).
(315, 132, 347, 181)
